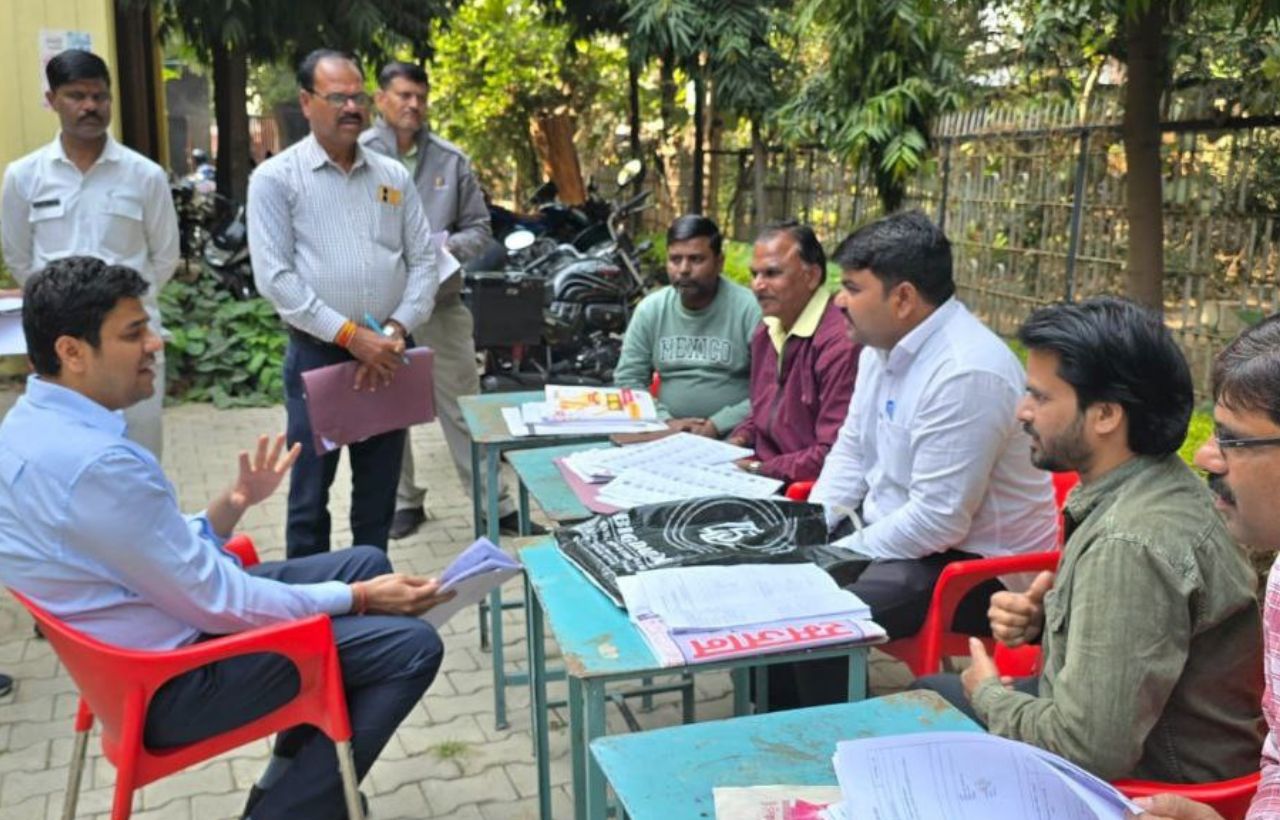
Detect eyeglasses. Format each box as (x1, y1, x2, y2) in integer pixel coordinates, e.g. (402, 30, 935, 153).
(309, 91, 371, 108)
(1213, 433, 1280, 452)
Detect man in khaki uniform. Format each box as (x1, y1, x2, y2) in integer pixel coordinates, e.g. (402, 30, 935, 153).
(361, 61, 536, 539)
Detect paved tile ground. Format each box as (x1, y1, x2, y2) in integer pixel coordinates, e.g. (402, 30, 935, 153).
(0, 393, 916, 819)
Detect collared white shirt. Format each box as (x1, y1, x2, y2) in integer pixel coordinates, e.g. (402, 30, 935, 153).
(248, 134, 438, 342)
(811, 298, 1058, 560)
(0, 133, 180, 328)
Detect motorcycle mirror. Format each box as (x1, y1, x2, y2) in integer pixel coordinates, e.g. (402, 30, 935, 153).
(616, 159, 644, 187)
(504, 230, 537, 252)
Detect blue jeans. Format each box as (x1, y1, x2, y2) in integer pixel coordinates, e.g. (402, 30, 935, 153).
(144, 547, 444, 820)
(283, 335, 408, 557)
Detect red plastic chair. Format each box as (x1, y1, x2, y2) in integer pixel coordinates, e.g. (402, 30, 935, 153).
(648, 372, 661, 398)
(9, 535, 364, 820)
(992, 646, 1260, 820)
(785, 472, 1077, 675)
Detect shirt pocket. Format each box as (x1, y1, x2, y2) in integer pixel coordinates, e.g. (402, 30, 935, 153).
(877, 419, 913, 487)
(28, 198, 71, 249)
(100, 192, 146, 258)
(374, 200, 404, 252)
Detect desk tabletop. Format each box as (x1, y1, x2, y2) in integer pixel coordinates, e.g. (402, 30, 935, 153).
(505, 443, 613, 525)
(519, 540, 881, 682)
(458, 391, 543, 444)
(591, 690, 981, 820)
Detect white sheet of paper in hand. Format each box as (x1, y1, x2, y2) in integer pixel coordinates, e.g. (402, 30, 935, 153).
(0, 311, 25, 356)
(422, 538, 522, 627)
(431, 231, 462, 283)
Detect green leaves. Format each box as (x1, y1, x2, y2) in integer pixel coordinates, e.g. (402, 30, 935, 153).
(160, 274, 286, 409)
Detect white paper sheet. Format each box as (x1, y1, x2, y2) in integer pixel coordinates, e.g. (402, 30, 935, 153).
(832, 732, 1141, 820)
(617, 563, 870, 632)
(422, 538, 521, 627)
(0, 312, 25, 356)
(563, 432, 752, 482)
(431, 231, 462, 283)
(597, 462, 782, 509)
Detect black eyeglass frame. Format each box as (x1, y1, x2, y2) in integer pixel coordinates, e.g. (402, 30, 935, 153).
(1214, 433, 1280, 450)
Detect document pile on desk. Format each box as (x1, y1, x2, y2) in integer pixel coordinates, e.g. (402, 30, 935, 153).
(559, 433, 781, 509)
(618, 563, 884, 666)
(501, 386, 667, 436)
(421, 537, 521, 628)
(712, 786, 841, 820)
(823, 732, 1142, 820)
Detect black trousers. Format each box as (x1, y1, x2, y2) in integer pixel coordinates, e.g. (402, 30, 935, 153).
(765, 550, 1005, 709)
(283, 334, 408, 557)
(144, 547, 444, 819)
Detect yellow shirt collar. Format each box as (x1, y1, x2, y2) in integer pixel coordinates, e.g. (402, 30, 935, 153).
(764, 288, 830, 357)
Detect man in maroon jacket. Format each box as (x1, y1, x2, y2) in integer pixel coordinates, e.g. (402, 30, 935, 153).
(728, 222, 859, 483)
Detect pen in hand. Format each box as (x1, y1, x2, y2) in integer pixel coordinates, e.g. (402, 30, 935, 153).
(363, 312, 410, 365)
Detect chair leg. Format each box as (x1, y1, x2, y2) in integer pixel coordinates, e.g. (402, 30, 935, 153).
(62, 727, 90, 820)
(336, 739, 363, 820)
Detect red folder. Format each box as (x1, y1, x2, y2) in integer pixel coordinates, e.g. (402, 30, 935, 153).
(301, 346, 435, 454)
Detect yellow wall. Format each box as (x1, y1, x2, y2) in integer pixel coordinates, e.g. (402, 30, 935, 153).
(0, 0, 119, 173)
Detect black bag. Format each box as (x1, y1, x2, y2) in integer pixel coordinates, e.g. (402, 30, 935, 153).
(555, 496, 867, 606)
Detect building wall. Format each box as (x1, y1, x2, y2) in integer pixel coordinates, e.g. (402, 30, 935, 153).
(0, 0, 119, 173)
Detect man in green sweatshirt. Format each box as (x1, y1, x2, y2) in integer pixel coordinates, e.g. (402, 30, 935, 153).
(613, 215, 761, 437)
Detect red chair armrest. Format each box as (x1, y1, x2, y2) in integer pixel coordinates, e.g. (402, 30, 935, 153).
(136, 614, 338, 686)
(223, 534, 260, 568)
(1112, 771, 1260, 802)
(785, 481, 815, 501)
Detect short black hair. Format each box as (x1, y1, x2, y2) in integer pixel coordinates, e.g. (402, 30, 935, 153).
(378, 61, 428, 89)
(46, 49, 110, 92)
(1017, 296, 1192, 456)
(296, 49, 362, 93)
(667, 214, 723, 257)
(23, 257, 148, 377)
(831, 210, 954, 306)
(757, 220, 826, 272)
(1212, 313, 1280, 427)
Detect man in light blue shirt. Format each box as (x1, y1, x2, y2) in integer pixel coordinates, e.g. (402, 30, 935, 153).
(0, 256, 453, 819)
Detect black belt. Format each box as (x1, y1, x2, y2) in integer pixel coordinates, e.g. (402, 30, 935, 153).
(286, 326, 339, 348)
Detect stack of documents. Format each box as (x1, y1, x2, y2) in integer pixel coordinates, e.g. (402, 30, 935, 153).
(829, 732, 1142, 819)
(618, 563, 884, 666)
(422, 538, 521, 628)
(502, 386, 667, 436)
(0, 297, 23, 356)
(561, 432, 752, 483)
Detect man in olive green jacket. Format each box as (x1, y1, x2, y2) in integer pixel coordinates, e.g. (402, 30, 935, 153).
(914, 297, 1263, 783)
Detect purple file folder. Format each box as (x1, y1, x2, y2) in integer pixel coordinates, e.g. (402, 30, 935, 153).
(301, 346, 435, 454)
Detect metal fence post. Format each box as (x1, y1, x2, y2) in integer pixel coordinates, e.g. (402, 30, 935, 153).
(1064, 128, 1091, 302)
(937, 138, 952, 232)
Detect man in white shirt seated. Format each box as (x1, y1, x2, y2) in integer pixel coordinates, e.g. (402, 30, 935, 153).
(779, 210, 1058, 706)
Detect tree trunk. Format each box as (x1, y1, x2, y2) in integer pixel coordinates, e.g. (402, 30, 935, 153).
(212, 42, 251, 203)
(1122, 0, 1167, 311)
(705, 75, 721, 220)
(689, 55, 706, 214)
(628, 58, 642, 165)
(529, 113, 586, 205)
(751, 116, 768, 233)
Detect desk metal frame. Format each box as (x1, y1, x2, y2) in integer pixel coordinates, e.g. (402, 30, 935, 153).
(459, 392, 606, 729)
(519, 542, 878, 820)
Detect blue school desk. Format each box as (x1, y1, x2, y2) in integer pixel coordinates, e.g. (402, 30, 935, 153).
(519, 539, 884, 820)
(591, 690, 981, 820)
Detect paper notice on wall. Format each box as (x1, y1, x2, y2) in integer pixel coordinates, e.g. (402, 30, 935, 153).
(39, 30, 94, 106)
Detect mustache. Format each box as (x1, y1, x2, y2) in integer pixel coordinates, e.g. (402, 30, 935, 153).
(1207, 474, 1236, 505)
(1021, 421, 1039, 440)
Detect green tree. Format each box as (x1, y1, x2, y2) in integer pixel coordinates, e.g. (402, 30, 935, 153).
(131, 0, 454, 201)
(429, 0, 629, 200)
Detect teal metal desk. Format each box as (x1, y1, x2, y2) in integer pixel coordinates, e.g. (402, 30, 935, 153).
(589, 690, 981, 820)
(458, 392, 607, 730)
(519, 540, 882, 820)
(504, 442, 613, 527)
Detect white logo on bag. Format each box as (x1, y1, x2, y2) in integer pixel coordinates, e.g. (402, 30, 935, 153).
(698, 520, 764, 546)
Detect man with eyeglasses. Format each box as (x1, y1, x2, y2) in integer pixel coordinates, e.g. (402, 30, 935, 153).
(249, 49, 439, 557)
(1, 49, 179, 459)
(1135, 314, 1280, 819)
(913, 297, 1263, 784)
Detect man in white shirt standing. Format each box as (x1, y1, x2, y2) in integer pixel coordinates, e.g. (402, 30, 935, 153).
(783, 210, 1058, 706)
(1, 49, 179, 459)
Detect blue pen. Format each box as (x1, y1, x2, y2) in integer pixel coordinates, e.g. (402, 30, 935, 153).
(363, 312, 410, 364)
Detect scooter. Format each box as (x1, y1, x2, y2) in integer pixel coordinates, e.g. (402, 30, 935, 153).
(202, 202, 255, 301)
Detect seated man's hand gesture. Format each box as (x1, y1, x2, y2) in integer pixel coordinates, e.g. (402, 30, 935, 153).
(208, 433, 301, 537)
(353, 575, 457, 616)
(988, 570, 1054, 647)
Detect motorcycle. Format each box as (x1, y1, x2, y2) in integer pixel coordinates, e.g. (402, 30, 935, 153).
(471, 159, 655, 391)
(202, 201, 256, 301)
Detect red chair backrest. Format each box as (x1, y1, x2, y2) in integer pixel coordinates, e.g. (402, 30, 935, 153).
(1053, 471, 1079, 509)
(649, 372, 661, 398)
